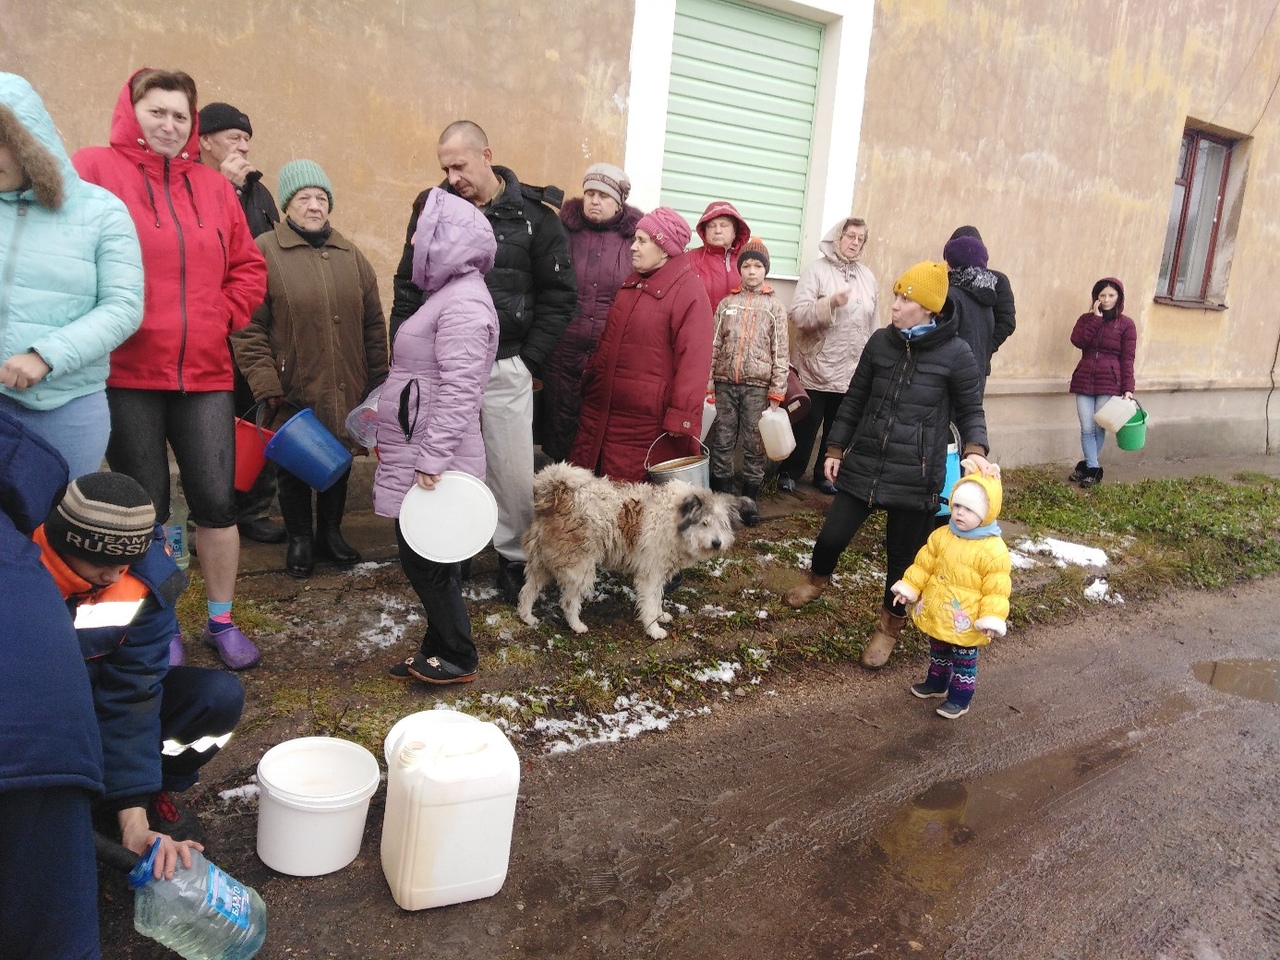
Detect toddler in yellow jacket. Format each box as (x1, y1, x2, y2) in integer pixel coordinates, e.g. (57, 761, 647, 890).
(890, 461, 1011, 719)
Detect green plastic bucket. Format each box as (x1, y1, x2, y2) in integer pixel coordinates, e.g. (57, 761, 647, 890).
(1115, 402, 1147, 451)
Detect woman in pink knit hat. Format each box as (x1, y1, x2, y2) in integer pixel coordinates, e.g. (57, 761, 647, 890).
(569, 207, 714, 482)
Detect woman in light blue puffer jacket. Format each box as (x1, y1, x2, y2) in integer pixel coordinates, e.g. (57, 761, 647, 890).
(0, 73, 143, 476)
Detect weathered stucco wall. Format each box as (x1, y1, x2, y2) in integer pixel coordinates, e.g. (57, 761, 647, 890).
(853, 0, 1280, 462)
(3, 0, 634, 304)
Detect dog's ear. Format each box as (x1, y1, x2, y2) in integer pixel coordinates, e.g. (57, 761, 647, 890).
(678, 492, 706, 532)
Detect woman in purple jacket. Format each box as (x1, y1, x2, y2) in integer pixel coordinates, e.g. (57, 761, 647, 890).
(541, 163, 642, 460)
(375, 190, 498, 685)
(1068, 277, 1137, 488)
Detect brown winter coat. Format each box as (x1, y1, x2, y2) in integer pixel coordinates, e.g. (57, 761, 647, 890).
(232, 221, 389, 449)
(710, 284, 789, 399)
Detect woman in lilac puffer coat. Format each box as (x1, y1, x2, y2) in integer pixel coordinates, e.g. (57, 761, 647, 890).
(1068, 276, 1137, 488)
(374, 189, 498, 685)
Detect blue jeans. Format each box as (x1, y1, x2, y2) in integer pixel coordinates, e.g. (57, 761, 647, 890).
(1074, 394, 1108, 468)
(0, 391, 109, 479)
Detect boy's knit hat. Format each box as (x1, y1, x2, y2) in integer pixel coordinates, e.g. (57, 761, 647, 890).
(582, 162, 630, 205)
(737, 236, 770, 273)
(636, 206, 691, 258)
(893, 261, 949, 314)
(44, 472, 156, 565)
(949, 478, 990, 520)
(277, 159, 334, 212)
(197, 102, 253, 138)
(943, 234, 988, 270)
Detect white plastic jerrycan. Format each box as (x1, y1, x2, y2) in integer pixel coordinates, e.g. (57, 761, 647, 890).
(758, 405, 796, 461)
(380, 714, 520, 911)
(700, 394, 717, 443)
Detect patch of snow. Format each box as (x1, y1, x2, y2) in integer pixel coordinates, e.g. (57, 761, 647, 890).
(1015, 536, 1108, 568)
(1084, 577, 1124, 604)
(691, 661, 740, 683)
(219, 783, 259, 802)
(699, 604, 736, 619)
(464, 584, 500, 602)
(346, 561, 390, 575)
(357, 595, 421, 652)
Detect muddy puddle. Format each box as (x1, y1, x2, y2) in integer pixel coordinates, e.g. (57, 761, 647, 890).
(1192, 657, 1279, 704)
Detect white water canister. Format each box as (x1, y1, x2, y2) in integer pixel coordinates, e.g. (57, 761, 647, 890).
(381, 717, 520, 910)
(700, 395, 717, 442)
(1093, 395, 1137, 433)
(758, 405, 796, 461)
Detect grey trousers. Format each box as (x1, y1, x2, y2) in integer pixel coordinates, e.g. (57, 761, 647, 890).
(709, 382, 770, 488)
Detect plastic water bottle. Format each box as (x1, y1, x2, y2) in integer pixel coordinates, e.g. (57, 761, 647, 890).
(130, 838, 267, 959)
(166, 499, 189, 571)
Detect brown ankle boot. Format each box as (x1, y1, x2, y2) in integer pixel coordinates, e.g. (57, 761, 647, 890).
(784, 573, 830, 608)
(861, 607, 908, 669)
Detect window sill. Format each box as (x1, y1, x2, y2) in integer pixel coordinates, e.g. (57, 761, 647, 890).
(1153, 296, 1228, 311)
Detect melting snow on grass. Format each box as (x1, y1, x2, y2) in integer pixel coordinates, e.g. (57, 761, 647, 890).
(357, 595, 420, 652)
(1013, 536, 1108, 568)
(1084, 577, 1124, 604)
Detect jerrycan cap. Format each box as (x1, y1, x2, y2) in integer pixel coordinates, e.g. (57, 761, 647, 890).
(127, 836, 163, 889)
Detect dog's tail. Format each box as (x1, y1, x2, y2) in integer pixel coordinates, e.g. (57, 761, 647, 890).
(532, 462, 596, 517)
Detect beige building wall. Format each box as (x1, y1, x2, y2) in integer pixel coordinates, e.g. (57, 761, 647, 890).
(8, 1, 1278, 468)
(853, 0, 1280, 465)
(3, 0, 634, 308)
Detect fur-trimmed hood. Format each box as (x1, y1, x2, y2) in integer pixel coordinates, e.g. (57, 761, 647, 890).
(560, 196, 643, 238)
(0, 73, 70, 210)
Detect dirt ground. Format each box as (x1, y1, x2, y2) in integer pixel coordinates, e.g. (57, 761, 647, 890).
(97, 459, 1280, 960)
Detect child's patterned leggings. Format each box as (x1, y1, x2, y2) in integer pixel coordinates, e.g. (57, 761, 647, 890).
(923, 638, 979, 707)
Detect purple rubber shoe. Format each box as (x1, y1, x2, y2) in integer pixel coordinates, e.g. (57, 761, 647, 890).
(169, 631, 186, 667)
(202, 622, 260, 670)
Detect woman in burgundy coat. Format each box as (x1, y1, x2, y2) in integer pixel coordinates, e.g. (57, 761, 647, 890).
(540, 163, 642, 461)
(1068, 276, 1137, 488)
(569, 207, 713, 482)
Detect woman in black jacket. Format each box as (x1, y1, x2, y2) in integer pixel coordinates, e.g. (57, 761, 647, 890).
(784, 261, 994, 669)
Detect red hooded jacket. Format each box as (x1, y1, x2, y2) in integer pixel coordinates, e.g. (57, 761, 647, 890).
(686, 201, 750, 311)
(72, 72, 266, 392)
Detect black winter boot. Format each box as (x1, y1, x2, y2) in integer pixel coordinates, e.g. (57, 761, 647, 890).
(1078, 466, 1104, 488)
(710, 475, 735, 493)
(315, 525, 362, 565)
(286, 536, 315, 578)
(1068, 460, 1088, 483)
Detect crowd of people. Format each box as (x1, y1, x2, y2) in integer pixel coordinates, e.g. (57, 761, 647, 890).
(1, 64, 1143, 958)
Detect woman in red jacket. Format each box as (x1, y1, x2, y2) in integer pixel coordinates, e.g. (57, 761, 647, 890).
(74, 68, 267, 670)
(1067, 277, 1137, 489)
(570, 207, 713, 482)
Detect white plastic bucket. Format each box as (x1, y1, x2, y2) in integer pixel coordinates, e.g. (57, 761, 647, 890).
(381, 716, 520, 910)
(256, 737, 380, 877)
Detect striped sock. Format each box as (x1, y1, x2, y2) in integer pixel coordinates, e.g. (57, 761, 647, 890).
(207, 601, 234, 634)
(924, 639, 952, 691)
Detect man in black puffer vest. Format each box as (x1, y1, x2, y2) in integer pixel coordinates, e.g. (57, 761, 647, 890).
(390, 121, 576, 604)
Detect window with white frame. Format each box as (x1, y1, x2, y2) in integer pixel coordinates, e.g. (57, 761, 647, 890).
(1156, 126, 1249, 306)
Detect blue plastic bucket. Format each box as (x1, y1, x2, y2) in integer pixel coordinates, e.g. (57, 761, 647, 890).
(264, 408, 352, 491)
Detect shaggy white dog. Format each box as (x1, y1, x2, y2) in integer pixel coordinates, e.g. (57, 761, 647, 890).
(518, 463, 751, 639)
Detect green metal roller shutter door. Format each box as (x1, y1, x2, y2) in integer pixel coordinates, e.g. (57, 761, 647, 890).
(660, 0, 823, 276)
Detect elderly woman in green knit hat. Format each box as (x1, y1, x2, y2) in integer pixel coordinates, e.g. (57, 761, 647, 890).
(232, 159, 388, 578)
(783, 261, 994, 670)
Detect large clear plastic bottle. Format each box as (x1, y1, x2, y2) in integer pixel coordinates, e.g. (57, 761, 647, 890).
(129, 838, 267, 960)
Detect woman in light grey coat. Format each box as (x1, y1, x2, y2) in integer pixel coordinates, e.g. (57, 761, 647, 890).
(779, 216, 878, 494)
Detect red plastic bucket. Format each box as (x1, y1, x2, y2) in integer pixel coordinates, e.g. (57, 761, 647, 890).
(234, 415, 275, 493)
